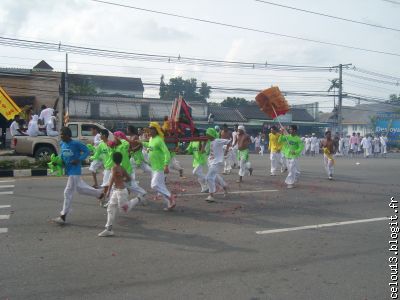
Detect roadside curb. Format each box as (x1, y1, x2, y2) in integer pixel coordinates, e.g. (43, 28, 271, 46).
(0, 167, 91, 178)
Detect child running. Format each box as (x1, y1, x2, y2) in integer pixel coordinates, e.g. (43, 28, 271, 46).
(98, 152, 132, 237)
(321, 131, 336, 180)
(233, 125, 253, 183)
(52, 127, 104, 225)
(203, 128, 230, 202)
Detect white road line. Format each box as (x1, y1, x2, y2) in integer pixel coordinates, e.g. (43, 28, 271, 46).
(256, 217, 389, 235)
(0, 215, 10, 220)
(0, 228, 8, 234)
(180, 189, 279, 196)
(0, 205, 11, 209)
(0, 185, 14, 189)
(0, 191, 13, 195)
(0, 180, 15, 183)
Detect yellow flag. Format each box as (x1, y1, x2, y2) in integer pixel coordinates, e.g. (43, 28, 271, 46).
(0, 86, 22, 120)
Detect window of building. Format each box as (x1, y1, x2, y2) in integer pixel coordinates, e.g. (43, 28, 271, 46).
(90, 103, 100, 119)
(141, 104, 149, 119)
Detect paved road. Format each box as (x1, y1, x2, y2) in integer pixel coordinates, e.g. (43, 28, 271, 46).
(0, 154, 399, 300)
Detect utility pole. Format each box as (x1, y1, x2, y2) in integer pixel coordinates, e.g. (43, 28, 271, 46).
(64, 53, 69, 125)
(333, 63, 352, 133)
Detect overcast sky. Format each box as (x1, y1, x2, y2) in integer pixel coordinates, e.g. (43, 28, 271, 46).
(0, 0, 399, 111)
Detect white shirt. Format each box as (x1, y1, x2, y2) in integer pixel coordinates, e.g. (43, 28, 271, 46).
(361, 137, 371, 148)
(380, 136, 387, 146)
(46, 116, 57, 133)
(254, 136, 261, 147)
(10, 121, 20, 136)
(39, 108, 54, 125)
(208, 139, 230, 165)
(93, 133, 101, 147)
(27, 116, 40, 137)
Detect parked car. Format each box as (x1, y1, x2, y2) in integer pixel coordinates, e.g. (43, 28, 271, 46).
(12, 121, 111, 159)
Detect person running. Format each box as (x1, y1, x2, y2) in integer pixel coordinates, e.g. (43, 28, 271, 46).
(268, 126, 284, 176)
(98, 152, 133, 237)
(259, 133, 266, 156)
(380, 134, 388, 158)
(321, 131, 337, 180)
(127, 125, 152, 175)
(186, 129, 208, 193)
(220, 124, 233, 175)
(304, 135, 311, 156)
(231, 124, 239, 168)
(234, 125, 253, 183)
(140, 122, 176, 211)
(361, 135, 372, 158)
(278, 125, 304, 189)
(373, 136, 380, 158)
(113, 131, 147, 205)
(310, 133, 318, 157)
(88, 126, 103, 188)
(203, 128, 229, 202)
(349, 132, 358, 158)
(52, 127, 104, 225)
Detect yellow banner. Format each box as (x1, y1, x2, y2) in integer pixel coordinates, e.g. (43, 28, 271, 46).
(0, 86, 22, 120)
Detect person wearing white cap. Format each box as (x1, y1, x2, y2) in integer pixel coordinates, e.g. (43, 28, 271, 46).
(310, 133, 319, 157)
(233, 125, 253, 183)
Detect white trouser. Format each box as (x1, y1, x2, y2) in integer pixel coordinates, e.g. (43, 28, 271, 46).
(151, 171, 171, 206)
(231, 147, 239, 165)
(206, 163, 227, 194)
(364, 148, 370, 157)
(223, 147, 232, 173)
(270, 152, 282, 175)
(89, 160, 103, 173)
(281, 155, 287, 172)
(138, 161, 152, 174)
(62, 175, 103, 215)
(142, 148, 149, 162)
(381, 145, 387, 154)
(193, 165, 208, 191)
(127, 171, 147, 197)
(105, 188, 129, 228)
(323, 154, 334, 177)
(101, 169, 112, 187)
(169, 157, 183, 172)
(238, 157, 251, 177)
(285, 158, 300, 185)
(259, 145, 265, 155)
(344, 146, 349, 156)
(47, 130, 59, 137)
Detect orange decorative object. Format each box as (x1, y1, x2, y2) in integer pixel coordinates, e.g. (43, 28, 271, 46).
(255, 86, 290, 119)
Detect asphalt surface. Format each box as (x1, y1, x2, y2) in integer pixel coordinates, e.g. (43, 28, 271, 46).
(0, 153, 399, 300)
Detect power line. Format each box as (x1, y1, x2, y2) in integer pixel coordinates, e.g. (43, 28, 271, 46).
(88, 0, 400, 57)
(343, 72, 400, 86)
(351, 66, 400, 81)
(0, 36, 333, 71)
(254, 0, 400, 32)
(382, 0, 400, 5)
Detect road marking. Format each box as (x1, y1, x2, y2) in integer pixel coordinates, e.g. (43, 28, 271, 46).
(0, 185, 14, 189)
(256, 217, 389, 235)
(0, 215, 10, 220)
(0, 180, 15, 183)
(0, 191, 13, 195)
(0, 228, 8, 234)
(0, 205, 11, 209)
(180, 189, 279, 196)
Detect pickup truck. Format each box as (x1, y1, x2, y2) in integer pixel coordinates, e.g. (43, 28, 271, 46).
(12, 122, 111, 159)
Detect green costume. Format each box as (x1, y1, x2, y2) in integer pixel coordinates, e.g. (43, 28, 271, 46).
(142, 135, 171, 171)
(278, 134, 304, 159)
(238, 149, 249, 161)
(186, 141, 207, 168)
(115, 139, 132, 174)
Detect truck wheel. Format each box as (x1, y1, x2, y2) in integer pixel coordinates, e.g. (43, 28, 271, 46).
(34, 146, 55, 160)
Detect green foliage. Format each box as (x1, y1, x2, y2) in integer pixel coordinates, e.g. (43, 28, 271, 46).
(159, 75, 211, 101)
(221, 97, 250, 108)
(35, 157, 51, 169)
(15, 159, 31, 169)
(0, 160, 15, 170)
(388, 94, 400, 104)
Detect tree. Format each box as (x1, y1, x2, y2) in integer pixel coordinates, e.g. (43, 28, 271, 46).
(69, 78, 97, 95)
(159, 76, 211, 101)
(221, 97, 250, 108)
(388, 94, 400, 104)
